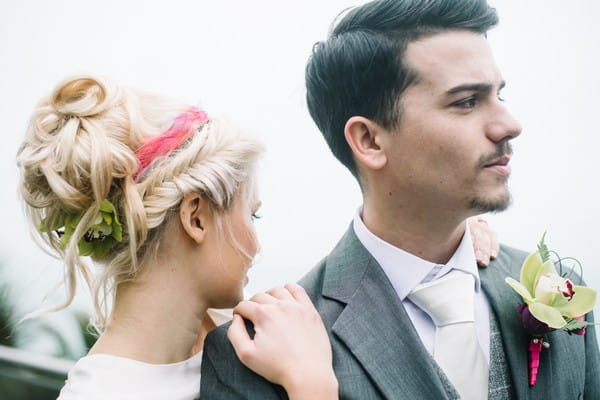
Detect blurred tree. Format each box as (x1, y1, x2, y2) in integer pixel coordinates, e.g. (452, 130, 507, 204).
(75, 311, 98, 353)
(0, 283, 16, 347)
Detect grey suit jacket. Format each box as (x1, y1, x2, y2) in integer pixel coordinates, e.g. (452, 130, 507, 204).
(201, 226, 600, 399)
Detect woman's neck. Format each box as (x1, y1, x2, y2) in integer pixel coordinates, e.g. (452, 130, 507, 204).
(89, 259, 211, 364)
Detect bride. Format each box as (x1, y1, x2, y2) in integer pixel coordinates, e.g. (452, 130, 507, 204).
(16, 75, 498, 399)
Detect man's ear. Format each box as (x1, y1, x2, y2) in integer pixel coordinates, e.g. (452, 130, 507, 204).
(179, 193, 211, 244)
(344, 116, 387, 171)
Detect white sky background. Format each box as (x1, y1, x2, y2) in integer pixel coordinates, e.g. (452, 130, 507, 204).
(1, 1, 599, 352)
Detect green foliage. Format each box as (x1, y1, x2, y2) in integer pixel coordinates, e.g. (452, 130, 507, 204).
(537, 231, 550, 263)
(562, 318, 589, 333)
(75, 312, 98, 352)
(0, 284, 16, 347)
(40, 199, 123, 258)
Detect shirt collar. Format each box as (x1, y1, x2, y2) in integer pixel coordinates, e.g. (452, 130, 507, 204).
(352, 208, 481, 301)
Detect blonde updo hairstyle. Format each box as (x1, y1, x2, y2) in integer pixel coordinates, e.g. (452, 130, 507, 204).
(17, 76, 263, 331)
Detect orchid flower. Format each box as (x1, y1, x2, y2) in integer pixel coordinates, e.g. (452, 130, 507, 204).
(505, 238, 596, 333)
(505, 234, 597, 387)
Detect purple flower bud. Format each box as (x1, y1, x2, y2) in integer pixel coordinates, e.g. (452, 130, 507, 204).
(572, 315, 587, 336)
(572, 327, 587, 336)
(517, 304, 555, 336)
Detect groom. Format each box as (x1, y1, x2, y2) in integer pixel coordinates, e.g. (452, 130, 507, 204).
(201, 0, 600, 398)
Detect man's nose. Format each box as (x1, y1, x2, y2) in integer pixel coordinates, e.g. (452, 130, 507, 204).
(485, 103, 522, 143)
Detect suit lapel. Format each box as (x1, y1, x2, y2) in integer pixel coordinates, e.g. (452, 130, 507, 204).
(480, 246, 570, 400)
(479, 249, 531, 399)
(323, 228, 449, 399)
(481, 247, 587, 400)
(321, 230, 585, 399)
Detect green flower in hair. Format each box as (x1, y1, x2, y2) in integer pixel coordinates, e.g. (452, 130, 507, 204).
(40, 199, 123, 258)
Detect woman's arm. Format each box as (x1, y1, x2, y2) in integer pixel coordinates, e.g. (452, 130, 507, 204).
(227, 283, 338, 400)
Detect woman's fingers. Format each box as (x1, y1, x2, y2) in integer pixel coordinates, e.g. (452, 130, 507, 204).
(489, 228, 499, 259)
(234, 300, 262, 321)
(266, 286, 295, 301)
(248, 292, 278, 304)
(227, 287, 336, 395)
(469, 216, 499, 267)
(227, 314, 255, 364)
(246, 284, 316, 315)
(475, 237, 491, 267)
(284, 283, 312, 306)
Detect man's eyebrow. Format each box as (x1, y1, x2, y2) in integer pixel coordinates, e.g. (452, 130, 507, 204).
(446, 81, 506, 95)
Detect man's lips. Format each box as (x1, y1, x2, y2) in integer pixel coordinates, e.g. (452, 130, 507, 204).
(483, 155, 512, 175)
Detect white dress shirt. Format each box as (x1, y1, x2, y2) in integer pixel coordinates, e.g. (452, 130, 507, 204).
(353, 210, 491, 363)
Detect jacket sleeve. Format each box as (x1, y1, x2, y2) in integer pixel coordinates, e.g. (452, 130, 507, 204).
(200, 322, 288, 400)
(584, 310, 600, 399)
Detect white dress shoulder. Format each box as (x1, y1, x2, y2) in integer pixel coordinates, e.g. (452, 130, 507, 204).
(57, 351, 203, 400)
(57, 308, 233, 400)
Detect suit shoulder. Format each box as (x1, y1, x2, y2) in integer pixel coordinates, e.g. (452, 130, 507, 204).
(498, 243, 528, 258)
(298, 256, 327, 299)
(201, 322, 286, 399)
(496, 243, 529, 274)
(203, 322, 234, 364)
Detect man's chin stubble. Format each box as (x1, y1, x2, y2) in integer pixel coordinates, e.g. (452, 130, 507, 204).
(468, 192, 512, 213)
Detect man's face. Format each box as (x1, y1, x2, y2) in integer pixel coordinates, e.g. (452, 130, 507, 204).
(382, 30, 522, 214)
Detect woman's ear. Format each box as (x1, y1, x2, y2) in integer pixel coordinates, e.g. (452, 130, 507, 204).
(344, 116, 387, 171)
(179, 193, 212, 244)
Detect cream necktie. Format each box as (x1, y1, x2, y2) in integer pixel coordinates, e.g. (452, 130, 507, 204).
(408, 270, 488, 400)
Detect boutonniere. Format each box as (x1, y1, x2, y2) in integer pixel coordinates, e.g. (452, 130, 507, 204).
(40, 199, 123, 258)
(505, 233, 597, 387)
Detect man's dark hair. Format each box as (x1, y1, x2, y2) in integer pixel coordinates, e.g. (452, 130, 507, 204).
(305, 0, 498, 177)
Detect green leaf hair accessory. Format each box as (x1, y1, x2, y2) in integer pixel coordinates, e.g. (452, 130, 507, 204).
(40, 199, 123, 258)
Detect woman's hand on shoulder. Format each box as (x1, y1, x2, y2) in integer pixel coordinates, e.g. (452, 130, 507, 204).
(227, 283, 338, 400)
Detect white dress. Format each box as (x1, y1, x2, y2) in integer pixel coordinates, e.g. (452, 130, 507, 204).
(57, 308, 232, 400)
(57, 351, 203, 400)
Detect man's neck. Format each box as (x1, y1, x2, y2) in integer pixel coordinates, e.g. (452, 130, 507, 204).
(361, 201, 468, 265)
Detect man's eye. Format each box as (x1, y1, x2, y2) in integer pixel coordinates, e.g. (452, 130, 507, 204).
(454, 96, 477, 109)
(251, 212, 262, 221)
